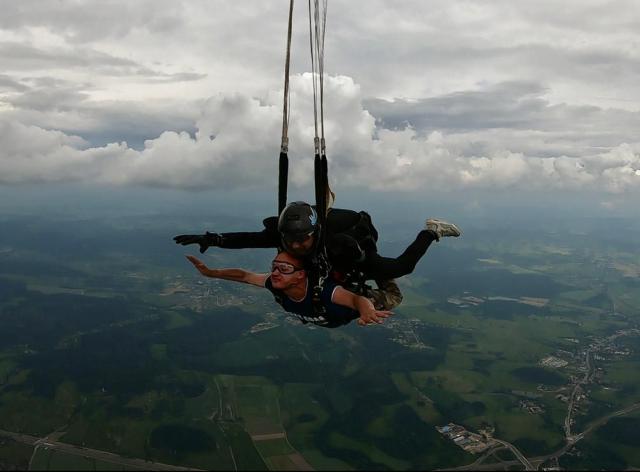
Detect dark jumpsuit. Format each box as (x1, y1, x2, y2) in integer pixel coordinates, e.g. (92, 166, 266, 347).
(216, 208, 436, 282)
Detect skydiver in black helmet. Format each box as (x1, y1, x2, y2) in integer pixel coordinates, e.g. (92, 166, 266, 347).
(174, 202, 461, 310)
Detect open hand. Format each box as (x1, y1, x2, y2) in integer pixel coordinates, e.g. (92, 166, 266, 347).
(186, 255, 210, 276)
(357, 309, 393, 326)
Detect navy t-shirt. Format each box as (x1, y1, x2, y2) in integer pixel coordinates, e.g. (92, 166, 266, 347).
(264, 277, 359, 328)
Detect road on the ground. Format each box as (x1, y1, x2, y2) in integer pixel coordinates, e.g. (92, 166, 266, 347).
(0, 429, 202, 471)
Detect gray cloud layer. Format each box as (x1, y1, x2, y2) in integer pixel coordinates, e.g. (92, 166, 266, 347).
(1, 1, 639, 195)
(365, 81, 640, 158)
(0, 0, 187, 42)
(2, 75, 639, 194)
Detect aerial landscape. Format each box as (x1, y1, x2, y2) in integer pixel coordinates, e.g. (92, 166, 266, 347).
(2, 1, 640, 470)
(1, 204, 639, 470)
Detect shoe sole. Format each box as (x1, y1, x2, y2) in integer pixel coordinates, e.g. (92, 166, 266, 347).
(426, 219, 461, 237)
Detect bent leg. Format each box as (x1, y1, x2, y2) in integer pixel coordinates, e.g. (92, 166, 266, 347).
(361, 230, 436, 280)
(367, 279, 403, 310)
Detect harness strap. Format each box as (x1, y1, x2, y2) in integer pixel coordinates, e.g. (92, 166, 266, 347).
(309, 253, 329, 316)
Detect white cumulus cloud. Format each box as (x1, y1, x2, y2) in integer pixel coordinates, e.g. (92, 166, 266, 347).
(2, 75, 639, 194)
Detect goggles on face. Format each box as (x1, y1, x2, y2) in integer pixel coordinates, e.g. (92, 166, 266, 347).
(271, 261, 304, 275)
(281, 231, 314, 245)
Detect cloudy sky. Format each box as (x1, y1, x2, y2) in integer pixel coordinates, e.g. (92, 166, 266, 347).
(1, 0, 639, 202)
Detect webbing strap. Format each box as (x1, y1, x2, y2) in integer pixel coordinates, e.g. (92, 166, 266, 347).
(281, 0, 294, 154)
(309, 0, 330, 224)
(314, 154, 324, 228)
(308, 1, 331, 313)
(278, 0, 295, 215)
(278, 152, 289, 215)
(308, 0, 328, 156)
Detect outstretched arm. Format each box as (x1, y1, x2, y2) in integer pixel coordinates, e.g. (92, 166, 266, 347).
(185, 256, 268, 287)
(174, 217, 280, 253)
(331, 286, 393, 326)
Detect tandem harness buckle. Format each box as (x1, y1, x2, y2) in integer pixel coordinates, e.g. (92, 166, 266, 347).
(310, 253, 330, 317)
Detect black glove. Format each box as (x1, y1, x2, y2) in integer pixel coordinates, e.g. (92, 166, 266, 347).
(173, 232, 222, 254)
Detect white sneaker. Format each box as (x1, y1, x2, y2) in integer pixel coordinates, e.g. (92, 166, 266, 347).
(426, 219, 461, 239)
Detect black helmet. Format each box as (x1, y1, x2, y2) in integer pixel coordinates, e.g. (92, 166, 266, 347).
(278, 201, 319, 245)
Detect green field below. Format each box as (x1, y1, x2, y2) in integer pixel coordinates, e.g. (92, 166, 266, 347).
(2, 214, 640, 470)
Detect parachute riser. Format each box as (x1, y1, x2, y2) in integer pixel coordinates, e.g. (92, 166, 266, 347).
(278, 152, 289, 215)
(278, 0, 294, 215)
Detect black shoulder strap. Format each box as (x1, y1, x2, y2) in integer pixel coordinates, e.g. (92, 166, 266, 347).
(263, 216, 279, 232)
(357, 211, 378, 243)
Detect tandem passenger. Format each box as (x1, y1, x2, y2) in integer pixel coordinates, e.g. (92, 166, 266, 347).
(185, 252, 393, 328)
